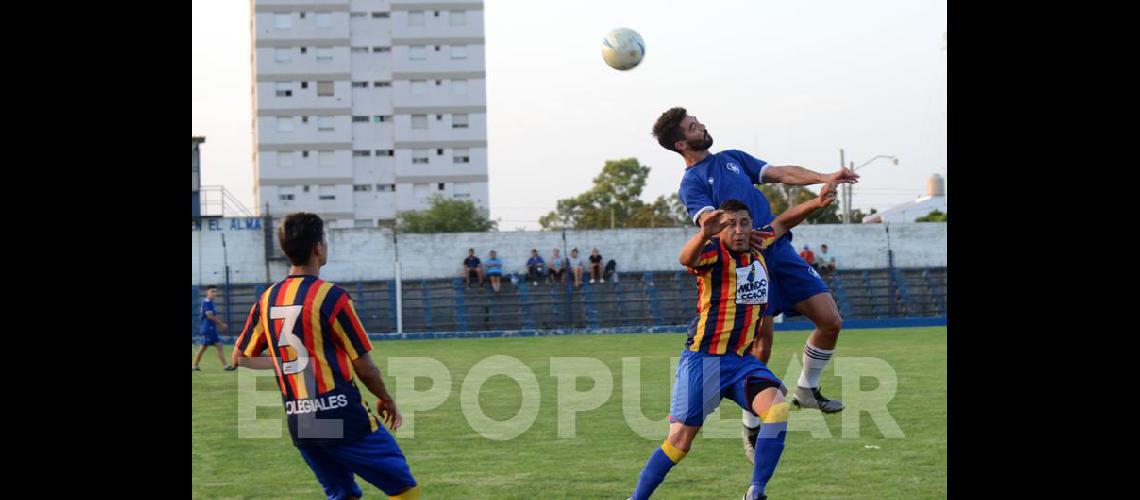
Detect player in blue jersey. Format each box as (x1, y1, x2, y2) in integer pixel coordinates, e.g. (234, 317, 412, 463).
(192, 285, 235, 371)
(653, 107, 860, 462)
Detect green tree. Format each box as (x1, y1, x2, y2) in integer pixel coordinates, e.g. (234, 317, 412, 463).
(398, 195, 497, 233)
(539, 158, 687, 229)
(915, 209, 947, 222)
(850, 208, 877, 223)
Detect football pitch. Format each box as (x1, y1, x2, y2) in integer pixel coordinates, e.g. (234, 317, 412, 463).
(192, 327, 946, 499)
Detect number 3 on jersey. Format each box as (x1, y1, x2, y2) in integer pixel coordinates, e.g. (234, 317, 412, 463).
(270, 305, 309, 375)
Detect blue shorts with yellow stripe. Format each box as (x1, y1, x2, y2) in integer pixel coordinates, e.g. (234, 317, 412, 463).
(297, 426, 417, 500)
(668, 349, 781, 427)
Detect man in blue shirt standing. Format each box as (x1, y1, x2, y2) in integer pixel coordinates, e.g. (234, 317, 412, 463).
(192, 285, 235, 371)
(653, 107, 859, 462)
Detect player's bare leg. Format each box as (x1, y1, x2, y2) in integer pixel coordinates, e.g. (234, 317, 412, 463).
(215, 344, 236, 371)
(742, 319, 775, 463)
(791, 292, 844, 412)
(192, 344, 208, 370)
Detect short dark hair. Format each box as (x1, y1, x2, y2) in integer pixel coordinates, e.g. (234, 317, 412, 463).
(821, 244, 829, 249)
(206, 285, 218, 291)
(278, 212, 325, 266)
(718, 199, 751, 217)
(652, 107, 688, 153)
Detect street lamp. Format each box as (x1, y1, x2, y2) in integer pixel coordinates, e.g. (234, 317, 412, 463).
(838, 150, 899, 223)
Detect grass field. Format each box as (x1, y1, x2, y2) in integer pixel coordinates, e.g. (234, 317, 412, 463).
(192, 327, 946, 499)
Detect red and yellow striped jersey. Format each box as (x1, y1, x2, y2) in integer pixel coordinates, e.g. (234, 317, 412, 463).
(234, 274, 384, 446)
(685, 228, 778, 355)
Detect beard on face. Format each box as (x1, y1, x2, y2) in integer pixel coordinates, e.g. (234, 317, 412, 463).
(686, 130, 713, 151)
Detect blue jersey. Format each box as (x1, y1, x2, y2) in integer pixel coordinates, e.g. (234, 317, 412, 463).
(678, 150, 773, 229)
(485, 257, 503, 275)
(200, 299, 218, 334)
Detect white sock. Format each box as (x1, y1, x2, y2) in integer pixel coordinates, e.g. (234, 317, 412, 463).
(742, 409, 761, 429)
(797, 342, 835, 389)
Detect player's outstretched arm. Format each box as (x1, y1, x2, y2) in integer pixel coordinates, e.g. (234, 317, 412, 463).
(232, 349, 275, 370)
(351, 355, 403, 430)
(762, 165, 859, 186)
(770, 183, 838, 239)
(679, 209, 724, 267)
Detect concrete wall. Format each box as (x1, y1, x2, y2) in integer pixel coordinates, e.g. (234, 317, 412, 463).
(192, 217, 947, 285)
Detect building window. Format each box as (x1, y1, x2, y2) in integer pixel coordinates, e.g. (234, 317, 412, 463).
(275, 82, 292, 97)
(302, 150, 310, 158)
(411, 80, 427, 95)
(374, 81, 391, 87)
(318, 185, 336, 200)
(434, 45, 441, 51)
(453, 79, 467, 95)
(278, 151, 295, 167)
(352, 116, 369, 123)
(316, 12, 331, 28)
(317, 81, 334, 96)
(376, 149, 395, 156)
(450, 11, 466, 26)
(409, 11, 425, 27)
(318, 150, 335, 166)
(438, 183, 445, 191)
(300, 47, 307, 54)
(352, 150, 372, 156)
(452, 114, 469, 129)
(354, 219, 373, 228)
(372, 46, 390, 53)
(275, 48, 291, 63)
(411, 115, 427, 129)
(377, 183, 396, 192)
(372, 12, 390, 18)
(350, 12, 365, 18)
(301, 116, 309, 123)
(303, 185, 310, 192)
(301, 81, 309, 89)
(351, 47, 368, 53)
(437, 149, 444, 155)
(409, 46, 426, 60)
(352, 81, 368, 88)
(279, 186, 295, 201)
(353, 184, 373, 192)
(453, 149, 470, 163)
(412, 149, 429, 164)
(299, 12, 306, 19)
(276, 117, 294, 132)
(436, 114, 443, 120)
(451, 45, 466, 59)
(373, 115, 391, 123)
(316, 48, 333, 62)
(274, 13, 291, 29)
(317, 116, 334, 132)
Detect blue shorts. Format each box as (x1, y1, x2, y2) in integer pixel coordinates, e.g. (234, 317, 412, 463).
(763, 235, 830, 317)
(297, 427, 417, 500)
(669, 349, 782, 427)
(200, 331, 219, 345)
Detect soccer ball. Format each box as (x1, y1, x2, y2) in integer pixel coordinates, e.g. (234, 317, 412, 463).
(601, 27, 645, 71)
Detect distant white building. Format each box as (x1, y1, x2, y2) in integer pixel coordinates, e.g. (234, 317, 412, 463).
(251, 0, 489, 229)
(864, 174, 946, 223)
